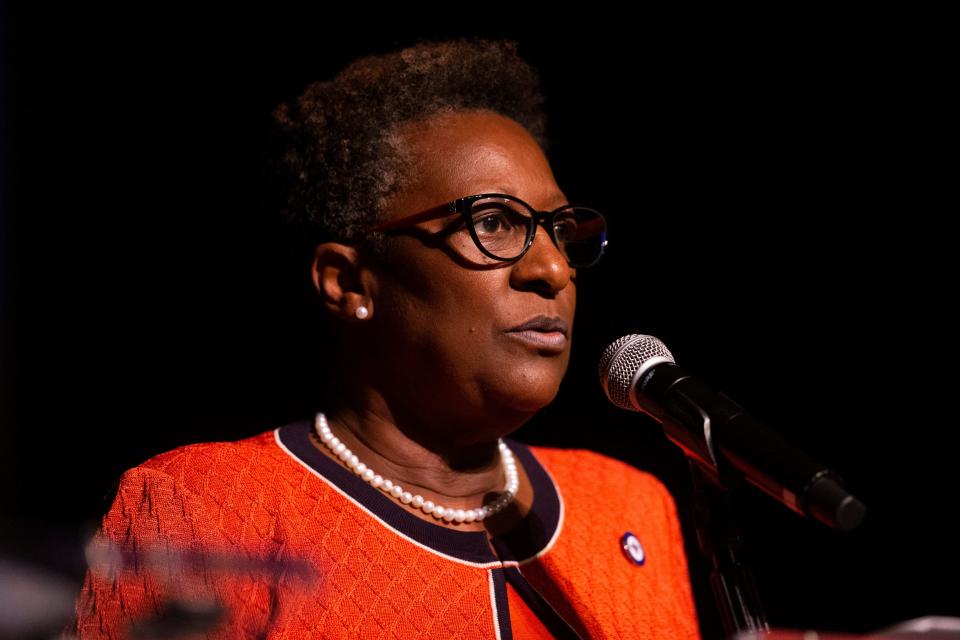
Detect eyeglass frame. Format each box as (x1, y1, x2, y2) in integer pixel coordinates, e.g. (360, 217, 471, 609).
(367, 193, 608, 268)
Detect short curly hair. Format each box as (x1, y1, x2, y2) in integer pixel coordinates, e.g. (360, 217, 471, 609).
(265, 37, 548, 255)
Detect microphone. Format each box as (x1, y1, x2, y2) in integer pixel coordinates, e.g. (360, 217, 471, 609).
(599, 334, 866, 531)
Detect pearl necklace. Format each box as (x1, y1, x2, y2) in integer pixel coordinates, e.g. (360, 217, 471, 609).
(313, 412, 519, 524)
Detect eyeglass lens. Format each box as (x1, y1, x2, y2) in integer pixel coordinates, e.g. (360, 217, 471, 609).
(460, 197, 605, 267)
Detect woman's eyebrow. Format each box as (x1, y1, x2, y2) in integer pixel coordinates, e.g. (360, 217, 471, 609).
(489, 186, 569, 209)
(544, 194, 571, 209)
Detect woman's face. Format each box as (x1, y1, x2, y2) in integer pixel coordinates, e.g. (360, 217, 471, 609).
(367, 110, 577, 443)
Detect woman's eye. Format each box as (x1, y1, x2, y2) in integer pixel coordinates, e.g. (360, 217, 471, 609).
(478, 216, 502, 233)
(554, 218, 578, 242)
(474, 212, 514, 234)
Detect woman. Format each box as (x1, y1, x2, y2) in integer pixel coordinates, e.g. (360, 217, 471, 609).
(71, 38, 701, 639)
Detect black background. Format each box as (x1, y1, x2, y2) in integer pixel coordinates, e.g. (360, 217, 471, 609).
(2, 7, 957, 639)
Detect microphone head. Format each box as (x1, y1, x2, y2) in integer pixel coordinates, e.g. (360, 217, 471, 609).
(599, 335, 676, 411)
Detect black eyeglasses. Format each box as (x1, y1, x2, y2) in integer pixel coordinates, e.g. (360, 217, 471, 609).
(369, 193, 608, 268)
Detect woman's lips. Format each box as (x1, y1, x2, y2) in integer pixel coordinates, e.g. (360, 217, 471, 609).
(505, 329, 568, 353)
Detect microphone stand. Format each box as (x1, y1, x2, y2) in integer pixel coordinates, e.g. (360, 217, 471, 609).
(687, 460, 769, 638)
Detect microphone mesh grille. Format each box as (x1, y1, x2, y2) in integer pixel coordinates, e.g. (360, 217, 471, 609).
(599, 334, 675, 410)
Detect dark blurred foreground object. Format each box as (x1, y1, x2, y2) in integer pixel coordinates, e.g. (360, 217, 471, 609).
(0, 535, 317, 639)
(732, 616, 960, 639)
(0, 556, 77, 639)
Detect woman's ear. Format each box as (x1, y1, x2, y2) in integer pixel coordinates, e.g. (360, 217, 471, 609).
(311, 243, 374, 321)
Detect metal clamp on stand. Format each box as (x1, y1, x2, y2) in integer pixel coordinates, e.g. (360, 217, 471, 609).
(688, 460, 769, 638)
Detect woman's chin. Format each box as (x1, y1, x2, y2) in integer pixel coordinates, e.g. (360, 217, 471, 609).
(489, 376, 564, 417)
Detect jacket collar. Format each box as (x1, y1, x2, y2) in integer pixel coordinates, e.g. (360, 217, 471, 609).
(275, 418, 562, 566)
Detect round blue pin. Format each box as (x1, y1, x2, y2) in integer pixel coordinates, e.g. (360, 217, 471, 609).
(621, 531, 646, 565)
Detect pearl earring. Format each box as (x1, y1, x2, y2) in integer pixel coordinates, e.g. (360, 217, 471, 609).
(355, 305, 369, 320)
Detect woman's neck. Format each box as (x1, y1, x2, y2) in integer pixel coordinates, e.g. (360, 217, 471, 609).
(312, 405, 533, 533)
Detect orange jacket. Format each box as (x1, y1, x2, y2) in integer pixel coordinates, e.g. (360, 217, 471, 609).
(71, 418, 701, 639)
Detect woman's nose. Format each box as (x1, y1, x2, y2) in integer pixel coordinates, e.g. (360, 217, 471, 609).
(509, 223, 574, 295)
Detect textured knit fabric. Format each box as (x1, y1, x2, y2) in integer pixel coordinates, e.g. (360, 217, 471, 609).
(71, 419, 701, 639)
